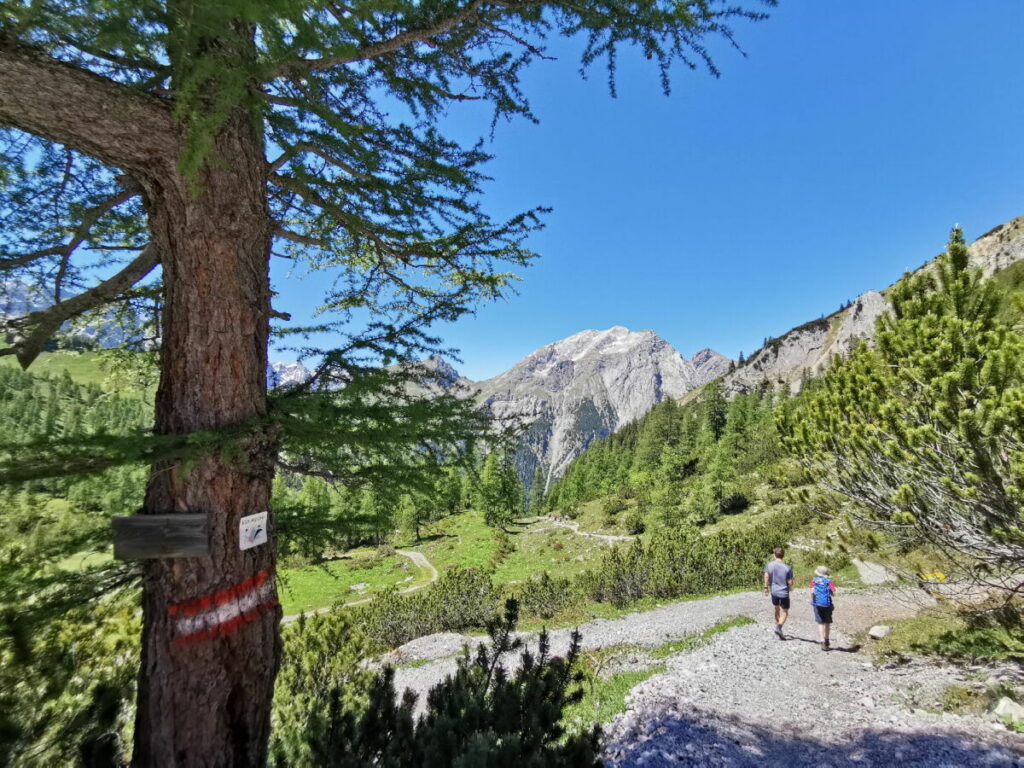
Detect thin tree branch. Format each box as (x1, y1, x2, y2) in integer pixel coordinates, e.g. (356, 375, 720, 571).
(3, 243, 161, 369)
(273, 0, 492, 75)
(479, 20, 553, 59)
(1, 185, 140, 280)
(273, 227, 332, 248)
(267, 142, 370, 179)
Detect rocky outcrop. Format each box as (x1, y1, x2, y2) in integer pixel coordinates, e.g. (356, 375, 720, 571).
(719, 216, 1024, 396)
(475, 327, 730, 486)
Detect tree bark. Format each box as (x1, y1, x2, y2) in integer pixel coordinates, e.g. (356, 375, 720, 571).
(1, 26, 284, 768)
(132, 101, 281, 766)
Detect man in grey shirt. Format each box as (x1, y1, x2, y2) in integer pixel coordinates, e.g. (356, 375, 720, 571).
(763, 547, 794, 639)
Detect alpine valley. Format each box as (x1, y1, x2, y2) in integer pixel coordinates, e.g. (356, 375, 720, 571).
(271, 215, 1024, 487)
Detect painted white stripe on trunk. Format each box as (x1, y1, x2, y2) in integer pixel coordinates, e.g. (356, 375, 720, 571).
(175, 580, 276, 636)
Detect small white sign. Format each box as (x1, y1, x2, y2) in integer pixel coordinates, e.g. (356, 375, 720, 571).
(239, 511, 268, 551)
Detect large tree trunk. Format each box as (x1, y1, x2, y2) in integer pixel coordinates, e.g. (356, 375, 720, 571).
(132, 100, 281, 766)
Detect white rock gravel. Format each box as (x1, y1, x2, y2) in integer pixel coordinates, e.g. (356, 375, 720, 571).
(389, 587, 1023, 766)
(601, 598, 1024, 767)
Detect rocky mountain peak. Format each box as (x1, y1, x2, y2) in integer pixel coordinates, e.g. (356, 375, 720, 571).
(476, 326, 730, 484)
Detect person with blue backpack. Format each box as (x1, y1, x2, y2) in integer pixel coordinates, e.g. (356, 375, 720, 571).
(810, 565, 836, 650)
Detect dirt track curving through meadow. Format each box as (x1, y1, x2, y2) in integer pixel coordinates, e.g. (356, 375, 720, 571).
(280, 549, 438, 623)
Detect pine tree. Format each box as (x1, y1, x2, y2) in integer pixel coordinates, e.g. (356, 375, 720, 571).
(0, 2, 774, 760)
(786, 228, 1024, 593)
(478, 451, 523, 529)
(529, 465, 548, 514)
(283, 599, 600, 767)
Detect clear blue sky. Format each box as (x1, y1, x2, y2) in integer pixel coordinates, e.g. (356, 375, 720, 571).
(271, 0, 1024, 381)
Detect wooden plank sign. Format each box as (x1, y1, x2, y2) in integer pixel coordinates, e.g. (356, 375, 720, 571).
(112, 513, 210, 560)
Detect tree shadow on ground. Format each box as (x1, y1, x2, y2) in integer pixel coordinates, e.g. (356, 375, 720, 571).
(603, 709, 1023, 767)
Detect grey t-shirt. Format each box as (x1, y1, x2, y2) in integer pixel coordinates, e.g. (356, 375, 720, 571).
(764, 560, 793, 597)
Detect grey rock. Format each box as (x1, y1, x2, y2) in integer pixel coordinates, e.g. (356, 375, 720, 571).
(868, 625, 893, 640)
(717, 217, 1024, 398)
(993, 697, 1024, 723)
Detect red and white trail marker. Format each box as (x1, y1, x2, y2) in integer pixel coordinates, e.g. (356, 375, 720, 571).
(168, 568, 278, 646)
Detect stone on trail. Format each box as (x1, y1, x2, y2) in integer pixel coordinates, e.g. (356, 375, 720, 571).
(993, 697, 1024, 723)
(867, 625, 893, 639)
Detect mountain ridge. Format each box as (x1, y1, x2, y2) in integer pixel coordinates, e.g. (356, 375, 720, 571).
(716, 216, 1024, 397)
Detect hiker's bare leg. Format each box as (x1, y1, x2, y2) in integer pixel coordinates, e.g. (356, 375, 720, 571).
(778, 607, 789, 627)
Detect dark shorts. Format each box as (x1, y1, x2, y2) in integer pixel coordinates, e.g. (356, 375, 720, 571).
(813, 604, 834, 624)
(771, 595, 790, 610)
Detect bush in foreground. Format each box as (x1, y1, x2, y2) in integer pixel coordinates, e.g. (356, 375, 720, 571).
(277, 599, 601, 767)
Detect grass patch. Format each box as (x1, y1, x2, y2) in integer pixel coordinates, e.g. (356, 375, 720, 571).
(871, 610, 1024, 663)
(279, 549, 431, 615)
(399, 512, 498, 573)
(400, 512, 606, 585)
(494, 524, 602, 584)
(562, 667, 662, 736)
(562, 616, 754, 735)
(650, 615, 754, 658)
(2, 351, 105, 387)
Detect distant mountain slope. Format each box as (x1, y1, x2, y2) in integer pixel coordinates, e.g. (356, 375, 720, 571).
(475, 326, 730, 486)
(719, 216, 1024, 396)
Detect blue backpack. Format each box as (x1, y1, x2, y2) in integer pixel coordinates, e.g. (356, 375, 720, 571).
(812, 576, 833, 607)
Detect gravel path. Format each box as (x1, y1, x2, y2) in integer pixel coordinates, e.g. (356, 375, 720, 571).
(602, 593, 1023, 767)
(389, 588, 1022, 765)
(552, 519, 637, 542)
(391, 588, 919, 702)
(280, 549, 438, 623)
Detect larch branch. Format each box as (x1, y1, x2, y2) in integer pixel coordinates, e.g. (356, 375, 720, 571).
(0, 40, 177, 175)
(3, 243, 161, 369)
(273, 0, 491, 75)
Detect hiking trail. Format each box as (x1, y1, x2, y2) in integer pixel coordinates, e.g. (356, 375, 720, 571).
(389, 587, 1023, 767)
(280, 549, 438, 623)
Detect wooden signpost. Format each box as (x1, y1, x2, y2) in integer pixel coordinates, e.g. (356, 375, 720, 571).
(112, 513, 210, 560)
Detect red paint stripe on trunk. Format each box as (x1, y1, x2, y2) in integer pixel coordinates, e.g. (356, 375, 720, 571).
(172, 599, 279, 647)
(168, 568, 273, 616)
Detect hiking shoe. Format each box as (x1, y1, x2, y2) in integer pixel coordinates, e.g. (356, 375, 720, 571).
(774, 626, 785, 640)
(822, 640, 830, 651)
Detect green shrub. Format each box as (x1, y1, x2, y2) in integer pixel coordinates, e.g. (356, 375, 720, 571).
(355, 567, 500, 650)
(275, 600, 601, 767)
(601, 496, 628, 517)
(271, 611, 377, 766)
(622, 509, 646, 535)
(518, 571, 573, 620)
(491, 529, 516, 567)
(354, 587, 430, 650)
(423, 566, 499, 632)
(718, 492, 749, 515)
(577, 510, 801, 607)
